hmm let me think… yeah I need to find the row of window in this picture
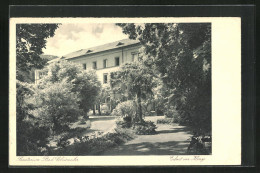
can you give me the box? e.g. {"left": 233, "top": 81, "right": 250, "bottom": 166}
{"left": 82, "top": 52, "right": 140, "bottom": 70}
{"left": 82, "top": 57, "right": 120, "bottom": 70}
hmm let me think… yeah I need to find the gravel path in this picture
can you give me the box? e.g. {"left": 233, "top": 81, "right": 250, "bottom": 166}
{"left": 102, "top": 116, "right": 192, "bottom": 155}
{"left": 80, "top": 116, "right": 117, "bottom": 136}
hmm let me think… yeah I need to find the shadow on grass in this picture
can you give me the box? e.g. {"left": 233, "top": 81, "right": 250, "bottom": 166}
{"left": 100, "top": 140, "right": 192, "bottom": 155}
{"left": 156, "top": 127, "right": 192, "bottom": 135}
{"left": 89, "top": 116, "right": 116, "bottom": 122}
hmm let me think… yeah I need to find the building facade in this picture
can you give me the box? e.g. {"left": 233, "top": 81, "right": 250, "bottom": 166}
{"left": 35, "top": 38, "right": 141, "bottom": 86}
{"left": 35, "top": 38, "right": 158, "bottom": 115}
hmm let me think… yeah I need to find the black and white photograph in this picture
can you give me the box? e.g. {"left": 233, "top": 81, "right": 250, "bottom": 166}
{"left": 9, "top": 17, "right": 241, "bottom": 166}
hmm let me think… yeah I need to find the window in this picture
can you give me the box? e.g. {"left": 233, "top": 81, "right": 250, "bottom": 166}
{"left": 115, "top": 57, "right": 120, "bottom": 66}
{"left": 132, "top": 52, "right": 141, "bottom": 62}
{"left": 132, "top": 52, "right": 138, "bottom": 62}
{"left": 103, "top": 59, "right": 107, "bottom": 68}
{"left": 83, "top": 63, "right": 87, "bottom": 70}
{"left": 103, "top": 73, "right": 108, "bottom": 84}
{"left": 92, "top": 61, "right": 97, "bottom": 69}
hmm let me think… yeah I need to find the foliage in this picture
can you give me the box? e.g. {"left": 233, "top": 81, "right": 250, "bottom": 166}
{"left": 17, "top": 119, "right": 50, "bottom": 156}
{"left": 100, "top": 104, "right": 111, "bottom": 115}
{"left": 133, "top": 121, "right": 157, "bottom": 135}
{"left": 16, "top": 24, "right": 59, "bottom": 155}
{"left": 187, "top": 135, "right": 212, "bottom": 155}
{"left": 156, "top": 118, "right": 174, "bottom": 124}
{"left": 38, "top": 60, "right": 101, "bottom": 113}
{"left": 30, "top": 79, "right": 83, "bottom": 135}
{"left": 111, "top": 100, "right": 136, "bottom": 118}
{"left": 16, "top": 24, "right": 59, "bottom": 82}
{"left": 16, "top": 81, "right": 50, "bottom": 156}
{"left": 79, "top": 119, "right": 87, "bottom": 125}
{"left": 16, "top": 81, "right": 34, "bottom": 121}
{"left": 116, "top": 117, "right": 132, "bottom": 129}
{"left": 110, "top": 62, "right": 155, "bottom": 122}
{"left": 98, "top": 86, "right": 112, "bottom": 103}
{"left": 49, "top": 128, "right": 134, "bottom": 155}
{"left": 117, "top": 23, "right": 211, "bottom": 135}
{"left": 116, "top": 117, "right": 157, "bottom": 135}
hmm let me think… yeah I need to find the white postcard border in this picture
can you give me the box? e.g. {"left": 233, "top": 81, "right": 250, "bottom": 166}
{"left": 9, "top": 17, "right": 241, "bottom": 166}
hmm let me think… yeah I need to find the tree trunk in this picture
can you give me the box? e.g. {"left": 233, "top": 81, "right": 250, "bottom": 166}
{"left": 92, "top": 105, "right": 96, "bottom": 115}
{"left": 98, "top": 104, "right": 101, "bottom": 115}
{"left": 137, "top": 89, "right": 143, "bottom": 122}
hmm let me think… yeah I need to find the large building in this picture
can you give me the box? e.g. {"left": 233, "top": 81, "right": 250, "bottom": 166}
{"left": 35, "top": 38, "right": 141, "bottom": 85}
{"left": 35, "top": 38, "right": 157, "bottom": 115}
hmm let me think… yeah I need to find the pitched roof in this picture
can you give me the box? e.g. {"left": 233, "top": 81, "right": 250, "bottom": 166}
{"left": 62, "top": 38, "right": 140, "bottom": 60}
{"left": 48, "top": 56, "right": 63, "bottom": 63}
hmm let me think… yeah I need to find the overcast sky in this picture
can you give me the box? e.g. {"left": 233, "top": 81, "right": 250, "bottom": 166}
{"left": 43, "top": 23, "right": 129, "bottom": 57}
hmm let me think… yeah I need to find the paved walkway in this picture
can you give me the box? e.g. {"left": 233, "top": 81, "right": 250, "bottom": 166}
{"left": 79, "top": 116, "right": 117, "bottom": 136}
{"left": 102, "top": 117, "right": 192, "bottom": 155}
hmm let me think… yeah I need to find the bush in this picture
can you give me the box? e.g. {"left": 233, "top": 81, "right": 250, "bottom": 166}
{"left": 157, "top": 118, "right": 174, "bottom": 124}
{"left": 30, "top": 80, "right": 83, "bottom": 135}
{"left": 187, "top": 135, "right": 212, "bottom": 155}
{"left": 17, "top": 119, "right": 51, "bottom": 156}
{"left": 79, "top": 119, "right": 86, "bottom": 125}
{"left": 111, "top": 100, "right": 136, "bottom": 118}
{"left": 116, "top": 118, "right": 132, "bottom": 128}
{"left": 115, "top": 107, "right": 157, "bottom": 135}
{"left": 16, "top": 81, "right": 50, "bottom": 156}
{"left": 49, "top": 128, "right": 134, "bottom": 155}
{"left": 101, "top": 104, "right": 110, "bottom": 115}
{"left": 133, "top": 121, "right": 157, "bottom": 135}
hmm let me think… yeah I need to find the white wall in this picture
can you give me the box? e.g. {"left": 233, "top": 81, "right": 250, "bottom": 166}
{"left": 68, "top": 44, "right": 141, "bottom": 85}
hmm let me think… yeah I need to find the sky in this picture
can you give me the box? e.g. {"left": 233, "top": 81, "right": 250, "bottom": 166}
{"left": 43, "top": 23, "right": 129, "bottom": 57}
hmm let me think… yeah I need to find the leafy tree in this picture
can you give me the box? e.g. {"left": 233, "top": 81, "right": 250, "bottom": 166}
{"left": 16, "top": 24, "right": 59, "bottom": 155}
{"left": 16, "top": 24, "right": 59, "bottom": 82}
{"left": 30, "top": 79, "right": 83, "bottom": 135}
{"left": 38, "top": 60, "right": 101, "bottom": 114}
{"left": 117, "top": 23, "right": 211, "bottom": 135}
{"left": 110, "top": 61, "right": 155, "bottom": 122}
{"left": 16, "top": 81, "right": 51, "bottom": 155}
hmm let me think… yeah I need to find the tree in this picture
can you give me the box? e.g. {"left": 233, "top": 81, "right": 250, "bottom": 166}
{"left": 38, "top": 60, "right": 101, "bottom": 114}
{"left": 30, "top": 79, "right": 83, "bottom": 135}
{"left": 16, "top": 24, "right": 59, "bottom": 155}
{"left": 110, "top": 61, "right": 155, "bottom": 122}
{"left": 117, "top": 23, "right": 211, "bottom": 135}
{"left": 16, "top": 24, "right": 59, "bottom": 82}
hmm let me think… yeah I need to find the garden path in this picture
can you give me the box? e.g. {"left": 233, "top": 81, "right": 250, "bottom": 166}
{"left": 102, "top": 116, "right": 193, "bottom": 155}
{"left": 80, "top": 116, "right": 117, "bottom": 136}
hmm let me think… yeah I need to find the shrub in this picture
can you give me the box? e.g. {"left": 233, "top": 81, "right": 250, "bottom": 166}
{"left": 101, "top": 104, "right": 110, "bottom": 115}
{"left": 133, "top": 121, "right": 157, "bottom": 135}
{"left": 187, "top": 135, "right": 212, "bottom": 155}
{"left": 69, "top": 127, "right": 87, "bottom": 135}
{"left": 49, "top": 127, "right": 134, "bottom": 155}
{"left": 157, "top": 118, "right": 174, "bottom": 124}
{"left": 30, "top": 80, "right": 83, "bottom": 135}
{"left": 17, "top": 119, "right": 50, "bottom": 156}
{"left": 116, "top": 118, "right": 132, "bottom": 128}
{"left": 16, "top": 81, "right": 50, "bottom": 156}
{"left": 111, "top": 100, "right": 136, "bottom": 118}
{"left": 79, "top": 119, "right": 86, "bottom": 125}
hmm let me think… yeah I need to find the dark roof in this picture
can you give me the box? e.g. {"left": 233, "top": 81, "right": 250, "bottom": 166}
{"left": 48, "top": 56, "right": 63, "bottom": 63}
{"left": 63, "top": 38, "right": 140, "bottom": 60}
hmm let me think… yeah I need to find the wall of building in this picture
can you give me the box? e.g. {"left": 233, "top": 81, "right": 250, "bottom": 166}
{"left": 35, "top": 44, "right": 141, "bottom": 85}
{"left": 68, "top": 44, "right": 141, "bottom": 85}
